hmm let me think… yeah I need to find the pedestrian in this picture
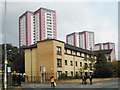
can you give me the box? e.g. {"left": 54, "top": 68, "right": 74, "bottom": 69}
{"left": 82, "top": 75, "right": 85, "bottom": 84}
{"left": 50, "top": 76, "right": 55, "bottom": 88}
{"left": 12, "top": 73, "right": 16, "bottom": 86}
{"left": 84, "top": 75, "right": 87, "bottom": 84}
{"left": 89, "top": 75, "right": 93, "bottom": 84}
{"left": 17, "top": 73, "right": 22, "bottom": 86}
{"left": 12, "top": 71, "right": 17, "bottom": 86}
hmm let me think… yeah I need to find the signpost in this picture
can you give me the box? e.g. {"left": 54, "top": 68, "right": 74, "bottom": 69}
{"left": 7, "top": 67, "right": 11, "bottom": 73}
{"left": 7, "top": 67, "right": 11, "bottom": 86}
{"left": 40, "top": 65, "right": 42, "bottom": 84}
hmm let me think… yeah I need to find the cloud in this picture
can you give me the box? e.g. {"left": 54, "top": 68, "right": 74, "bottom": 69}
{"left": 56, "top": 2, "right": 118, "bottom": 59}
{"left": 0, "top": 2, "right": 118, "bottom": 59}
{"left": 0, "top": 33, "right": 3, "bottom": 43}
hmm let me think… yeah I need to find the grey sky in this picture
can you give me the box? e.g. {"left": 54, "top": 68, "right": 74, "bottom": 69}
{"left": 0, "top": 1, "right": 119, "bottom": 59}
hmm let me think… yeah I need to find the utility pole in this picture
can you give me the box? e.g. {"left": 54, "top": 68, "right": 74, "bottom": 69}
{"left": 3, "top": 0, "right": 7, "bottom": 89}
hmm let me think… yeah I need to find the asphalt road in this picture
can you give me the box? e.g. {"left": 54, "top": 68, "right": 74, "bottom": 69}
{"left": 20, "top": 79, "right": 119, "bottom": 90}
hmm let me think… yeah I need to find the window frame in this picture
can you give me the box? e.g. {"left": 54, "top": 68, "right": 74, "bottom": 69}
{"left": 56, "top": 46, "right": 62, "bottom": 55}
{"left": 65, "top": 60, "right": 67, "bottom": 65}
{"left": 57, "top": 58, "right": 62, "bottom": 67}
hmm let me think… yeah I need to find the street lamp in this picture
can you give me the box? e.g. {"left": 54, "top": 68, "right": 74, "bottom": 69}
{"left": 3, "top": 0, "right": 7, "bottom": 89}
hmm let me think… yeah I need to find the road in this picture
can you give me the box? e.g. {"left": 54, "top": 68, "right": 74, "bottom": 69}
{"left": 20, "top": 79, "right": 119, "bottom": 90}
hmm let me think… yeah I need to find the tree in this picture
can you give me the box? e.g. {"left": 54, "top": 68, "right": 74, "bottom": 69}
{"left": 13, "top": 48, "right": 25, "bottom": 73}
{"left": 117, "top": 61, "right": 120, "bottom": 77}
{"left": 1, "top": 44, "right": 25, "bottom": 73}
{"left": 110, "top": 61, "right": 120, "bottom": 77}
{"left": 94, "top": 51, "right": 113, "bottom": 78}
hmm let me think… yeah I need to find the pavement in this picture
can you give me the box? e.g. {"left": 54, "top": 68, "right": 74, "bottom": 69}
{"left": 21, "top": 79, "right": 119, "bottom": 89}
{"left": 1, "top": 79, "right": 119, "bottom": 90}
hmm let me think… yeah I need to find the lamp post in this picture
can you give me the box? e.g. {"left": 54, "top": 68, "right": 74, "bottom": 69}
{"left": 3, "top": 0, "right": 7, "bottom": 89}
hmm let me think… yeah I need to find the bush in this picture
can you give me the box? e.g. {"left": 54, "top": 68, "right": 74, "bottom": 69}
{"left": 58, "top": 73, "right": 67, "bottom": 80}
{"left": 74, "top": 73, "right": 80, "bottom": 79}
{"left": 67, "top": 76, "right": 74, "bottom": 79}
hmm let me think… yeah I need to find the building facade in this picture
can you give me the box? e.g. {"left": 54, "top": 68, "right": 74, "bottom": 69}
{"left": 94, "top": 42, "right": 116, "bottom": 61}
{"left": 66, "top": 31, "right": 95, "bottom": 50}
{"left": 94, "top": 43, "right": 103, "bottom": 51}
{"left": 94, "top": 49, "right": 116, "bottom": 62}
{"left": 94, "top": 42, "right": 115, "bottom": 51}
{"left": 19, "top": 8, "right": 57, "bottom": 46}
{"left": 24, "top": 39, "right": 96, "bottom": 82}
{"left": 66, "top": 32, "right": 79, "bottom": 47}
{"left": 103, "top": 42, "right": 115, "bottom": 50}
{"left": 19, "top": 11, "right": 34, "bottom": 46}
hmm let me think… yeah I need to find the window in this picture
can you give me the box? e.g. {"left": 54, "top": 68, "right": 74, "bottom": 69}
{"left": 89, "top": 55, "right": 91, "bottom": 58}
{"left": 65, "top": 71, "right": 68, "bottom": 76}
{"left": 71, "top": 71, "right": 73, "bottom": 76}
{"left": 70, "top": 61, "right": 73, "bottom": 66}
{"left": 80, "top": 62, "right": 82, "bottom": 67}
{"left": 65, "top": 60, "right": 67, "bottom": 65}
{"left": 70, "top": 50, "right": 72, "bottom": 54}
{"left": 84, "top": 54, "right": 87, "bottom": 61}
{"left": 75, "top": 61, "right": 77, "bottom": 66}
{"left": 47, "top": 25, "right": 52, "bottom": 27}
{"left": 89, "top": 63, "right": 92, "bottom": 70}
{"left": 47, "top": 34, "right": 52, "bottom": 36}
{"left": 56, "top": 46, "right": 62, "bottom": 55}
{"left": 47, "top": 19, "right": 51, "bottom": 21}
{"left": 57, "top": 59, "right": 62, "bottom": 67}
{"left": 84, "top": 63, "right": 88, "bottom": 70}
{"left": 47, "top": 16, "right": 51, "bottom": 19}
{"left": 75, "top": 51, "right": 77, "bottom": 55}
{"left": 76, "top": 72, "right": 78, "bottom": 75}
{"left": 47, "top": 28, "right": 51, "bottom": 30}
{"left": 57, "top": 71, "right": 62, "bottom": 77}
{"left": 47, "top": 31, "right": 52, "bottom": 33}
{"left": 47, "top": 13, "right": 51, "bottom": 16}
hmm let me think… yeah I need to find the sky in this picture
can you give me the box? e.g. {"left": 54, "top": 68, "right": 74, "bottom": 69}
{"left": 0, "top": 0, "right": 119, "bottom": 59}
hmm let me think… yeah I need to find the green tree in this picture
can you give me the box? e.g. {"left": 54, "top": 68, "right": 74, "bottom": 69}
{"left": 117, "top": 61, "right": 120, "bottom": 77}
{"left": 94, "top": 51, "right": 113, "bottom": 78}
{"left": 1, "top": 44, "right": 25, "bottom": 73}
{"left": 110, "top": 61, "right": 120, "bottom": 77}
{"left": 13, "top": 48, "right": 25, "bottom": 73}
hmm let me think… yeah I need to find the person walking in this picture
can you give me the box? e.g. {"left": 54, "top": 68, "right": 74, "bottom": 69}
{"left": 84, "top": 75, "right": 87, "bottom": 84}
{"left": 50, "top": 76, "right": 55, "bottom": 88}
{"left": 89, "top": 75, "right": 93, "bottom": 84}
{"left": 82, "top": 75, "right": 85, "bottom": 84}
{"left": 17, "top": 73, "right": 22, "bottom": 86}
{"left": 12, "top": 71, "right": 17, "bottom": 86}
{"left": 12, "top": 73, "right": 16, "bottom": 86}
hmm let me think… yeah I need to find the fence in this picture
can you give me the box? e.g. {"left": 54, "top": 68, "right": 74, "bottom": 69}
{"left": 25, "top": 73, "right": 57, "bottom": 83}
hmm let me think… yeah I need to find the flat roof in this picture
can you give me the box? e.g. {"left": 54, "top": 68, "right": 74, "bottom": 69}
{"left": 94, "top": 49, "right": 113, "bottom": 54}
{"left": 34, "top": 7, "right": 56, "bottom": 14}
{"left": 19, "top": 11, "right": 33, "bottom": 19}
{"left": 23, "top": 39, "right": 97, "bottom": 56}
{"left": 65, "top": 44, "right": 94, "bottom": 55}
